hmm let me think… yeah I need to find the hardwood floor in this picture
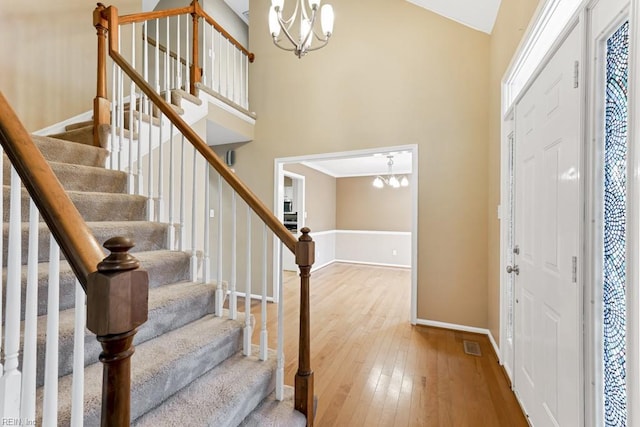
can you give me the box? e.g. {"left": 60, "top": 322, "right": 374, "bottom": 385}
{"left": 243, "top": 262, "right": 527, "bottom": 426}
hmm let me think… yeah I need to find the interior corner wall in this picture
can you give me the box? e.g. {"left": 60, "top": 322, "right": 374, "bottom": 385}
{"left": 336, "top": 175, "right": 411, "bottom": 232}
{"left": 240, "top": 0, "right": 491, "bottom": 328}
{"left": 487, "top": 0, "right": 542, "bottom": 344}
{"left": 0, "top": 0, "right": 142, "bottom": 132}
{"left": 283, "top": 163, "right": 336, "bottom": 232}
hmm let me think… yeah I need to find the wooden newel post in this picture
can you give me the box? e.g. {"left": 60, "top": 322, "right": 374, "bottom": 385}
{"left": 190, "top": 0, "right": 202, "bottom": 96}
{"left": 93, "top": 3, "right": 110, "bottom": 147}
{"left": 295, "top": 227, "right": 315, "bottom": 426}
{"left": 87, "top": 237, "right": 149, "bottom": 427}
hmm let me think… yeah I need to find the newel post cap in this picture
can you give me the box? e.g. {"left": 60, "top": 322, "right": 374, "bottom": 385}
{"left": 87, "top": 237, "right": 149, "bottom": 336}
{"left": 295, "top": 227, "right": 315, "bottom": 267}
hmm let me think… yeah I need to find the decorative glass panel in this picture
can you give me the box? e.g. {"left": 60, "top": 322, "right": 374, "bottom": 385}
{"left": 603, "top": 20, "right": 629, "bottom": 427}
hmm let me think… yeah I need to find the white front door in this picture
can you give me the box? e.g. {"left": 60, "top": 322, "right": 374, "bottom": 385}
{"left": 512, "top": 23, "right": 582, "bottom": 426}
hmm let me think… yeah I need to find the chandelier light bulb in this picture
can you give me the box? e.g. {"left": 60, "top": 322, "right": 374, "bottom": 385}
{"left": 400, "top": 176, "right": 409, "bottom": 187}
{"left": 269, "top": 7, "right": 281, "bottom": 37}
{"left": 373, "top": 177, "right": 384, "bottom": 189}
{"left": 389, "top": 176, "right": 400, "bottom": 188}
{"left": 300, "top": 18, "right": 313, "bottom": 49}
{"left": 321, "top": 4, "right": 334, "bottom": 36}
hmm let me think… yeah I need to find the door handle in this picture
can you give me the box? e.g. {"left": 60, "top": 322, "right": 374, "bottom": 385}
{"left": 506, "top": 265, "right": 520, "bottom": 275}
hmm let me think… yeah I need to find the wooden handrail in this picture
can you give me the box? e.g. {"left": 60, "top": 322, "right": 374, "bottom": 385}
{"left": 102, "top": 6, "right": 295, "bottom": 253}
{"left": 0, "top": 93, "right": 105, "bottom": 290}
{"left": 116, "top": 1, "right": 254, "bottom": 63}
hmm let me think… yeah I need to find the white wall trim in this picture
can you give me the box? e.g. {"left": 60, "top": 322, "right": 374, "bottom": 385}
{"left": 33, "top": 109, "right": 94, "bottom": 136}
{"left": 488, "top": 331, "right": 501, "bottom": 361}
{"left": 334, "top": 229, "right": 412, "bottom": 236}
{"left": 311, "top": 259, "right": 335, "bottom": 272}
{"left": 333, "top": 259, "right": 411, "bottom": 269}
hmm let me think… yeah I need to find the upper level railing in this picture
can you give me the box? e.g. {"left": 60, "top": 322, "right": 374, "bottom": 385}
{"left": 93, "top": 0, "right": 254, "bottom": 147}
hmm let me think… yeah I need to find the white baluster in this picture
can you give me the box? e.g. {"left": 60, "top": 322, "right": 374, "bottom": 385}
{"left": 276, "top": 241, "right": 285, "bottom": 401}
{"left": 177, "top": 17, "right": 182, "bottom": 90}
{"left": 233, "top": 47, "right": 237, "bottom": 104}
{"left": 137, "top": 92, "right": 144, "bottom": 196}
{"left": 168, "top": 124, "right": 176, "bottom": 250}
{"left": 243, "top": 207, "right": 252, "bottom": 357}
{"left": 143, "top": 21, "right": 149, "bottom": 115}
{"left": 186, "top": 15, "right": 190, "bottom": 94}
{"left": 110, "top": 62, "right": 117, "bottom": 170}
{"left": 20, "top": 200, "right": 39, "bottom": 422}
{"left": 70, "top": 280, "right": 86, "bottom": 427}
{"left": 229, "top": 190, "right": 237, "bottom": 320}
{"left": 157, "top": 111, "right": 164, "bottom": 222}
{"left": 215, "top": 173, "right": 223, "bottom": 316}
{"left": 203, "top": 163, "right": 211, "bottom": 285}
{"left": 128, "top": 23, "right": 136, "bottom": 193}
{"left": 42, "top": 238, "right": 61, "bottom": 427}
{"left": 244, "top": 54, "right": 249, "bottom": 109}
{"left": 224, "top": 40, "right": 231, "bottom": 99}
{"left": 0, "top": 167, "right": 23, "bottom": 418}
{"left": 202, "top": 22, "right": 207, "bottom": 86}
{"left": 190, "top": 147, "right": 198, "bottom": 280}
{"left": 118, "top": 29, "right": 125, "bottom": 171}
{"left": 154, "top": 19, "right": 160, "bottom": 93}
{"left": 260, "top": 224, "right": 268, "bottom": 361}
{"left": 217, "top": 32, "right": 222, "bottom": 94}
{"left": 146, "top": 96, "right": 154, "bottom": 220}
{"left": 179, "top": 135, "right": 186, "bottom": 251}
{"left": 210, "top": 25, "right": 215, "bottom": 90}
{"left": 165, "top": 17, "right": 170, "bottom": 98}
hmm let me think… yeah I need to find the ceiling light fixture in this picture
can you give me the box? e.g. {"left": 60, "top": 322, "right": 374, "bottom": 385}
{"left": 268, "top": 0, "right": 334, "bottom": 58}
{"left": 373, "top": 156, "right": 409, "bottom": 189}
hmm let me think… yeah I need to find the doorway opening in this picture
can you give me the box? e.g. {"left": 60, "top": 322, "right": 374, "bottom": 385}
{"left": 273, "top": 144, "right": 418, "bottom": 323}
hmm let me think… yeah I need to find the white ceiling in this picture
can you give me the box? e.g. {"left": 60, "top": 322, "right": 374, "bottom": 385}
{"left": 301, "top": 150, "right": 412, "bottom": 178}
{"left": 406, "top": 0, "right": 502, "bottom": 34}
{"left": 223, "top": 0, "right": 502, "bottom": 34}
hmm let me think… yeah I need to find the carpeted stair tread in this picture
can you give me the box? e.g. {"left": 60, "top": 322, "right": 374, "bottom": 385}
{"left": 170, "top": 88, "right": 203, "bottom": 107}
{"left": 2, "top": 186, "right": 147, "bottom": 222}
{"left": 2, "top": 157, "right": 127, "bottom": 193}
{"left": 31, "top": 281, "right": 222, "bottom": 387}
{"left": 133, "top": 348, "right": 277, "bottom": 427}
{"left": 7, "top": 250, "right": 191, "bottom": 319}
{"left": 31, "top": 134, "right": 107, "bottom": 167}
{"left": 239, "top": 387, "right": 306, "bottom": 427}
{"left": 39, "top": 314, "right": 245, "bottom": 425}
{"left": 2, "top": 221, "right": 169, "bottom": 266}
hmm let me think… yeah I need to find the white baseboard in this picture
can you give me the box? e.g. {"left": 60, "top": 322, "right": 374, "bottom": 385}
{"left": 334, "top": 259, "right": 411, "bottom": 269}
{"left": 415, "top": 319, "right": 503, "bottom": 362}
{"left": 311, "top": 259, "right": 335, "bottom": 272}
{"left": 33, "top": 109, "right": 93, "bottom": 136}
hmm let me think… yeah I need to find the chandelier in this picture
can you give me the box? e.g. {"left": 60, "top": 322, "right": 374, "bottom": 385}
{"left": 373, "top": 156, "right": 409, "bottom": 189}
{"left": 268, "top": 0, "right": 335, "bottom": 58}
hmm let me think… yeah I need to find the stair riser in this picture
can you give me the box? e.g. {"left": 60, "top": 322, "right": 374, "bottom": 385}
{"left": 2, "top": 157, "right": 127, "bottom": 194}
{"left": 31, "top": 284, "right": 216, "bottom": 388}
{"left": 2, "top": 188, "right": 147, "bottom": 222}
{"left": 5, "top": 251, "right": 192, "bottom": 320}
{"left": 2, "top": 222, "right": 169, "bottom": 266}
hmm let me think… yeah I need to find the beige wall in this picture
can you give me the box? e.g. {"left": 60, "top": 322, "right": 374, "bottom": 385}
{"left": 284, "top": 163, "right": 336, "bottom": 232}
{"left": 0, "top": 0, "right": 143, "bottom": 131}
{"left": 487, "top": 0, "right": 541, "bottom": 342}
{"left": 239, "top": 0, "right": 491, "bottom": 327}
{"left": 336, "top": 175, "right": 411, "bottom": 232}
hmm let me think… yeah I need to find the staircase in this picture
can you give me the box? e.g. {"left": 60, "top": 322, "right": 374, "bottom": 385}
{"left": 7, "top": 128, "right": 305, "bottom": 425}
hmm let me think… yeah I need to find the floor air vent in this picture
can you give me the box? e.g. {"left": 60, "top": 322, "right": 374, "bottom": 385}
{"left": 463, "top": 340, "right": 482, "bottom": 356}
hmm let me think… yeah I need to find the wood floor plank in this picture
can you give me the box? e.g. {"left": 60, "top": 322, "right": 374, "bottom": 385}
{"left": 236, "top": 262, "right": 526, "bottom": 426}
